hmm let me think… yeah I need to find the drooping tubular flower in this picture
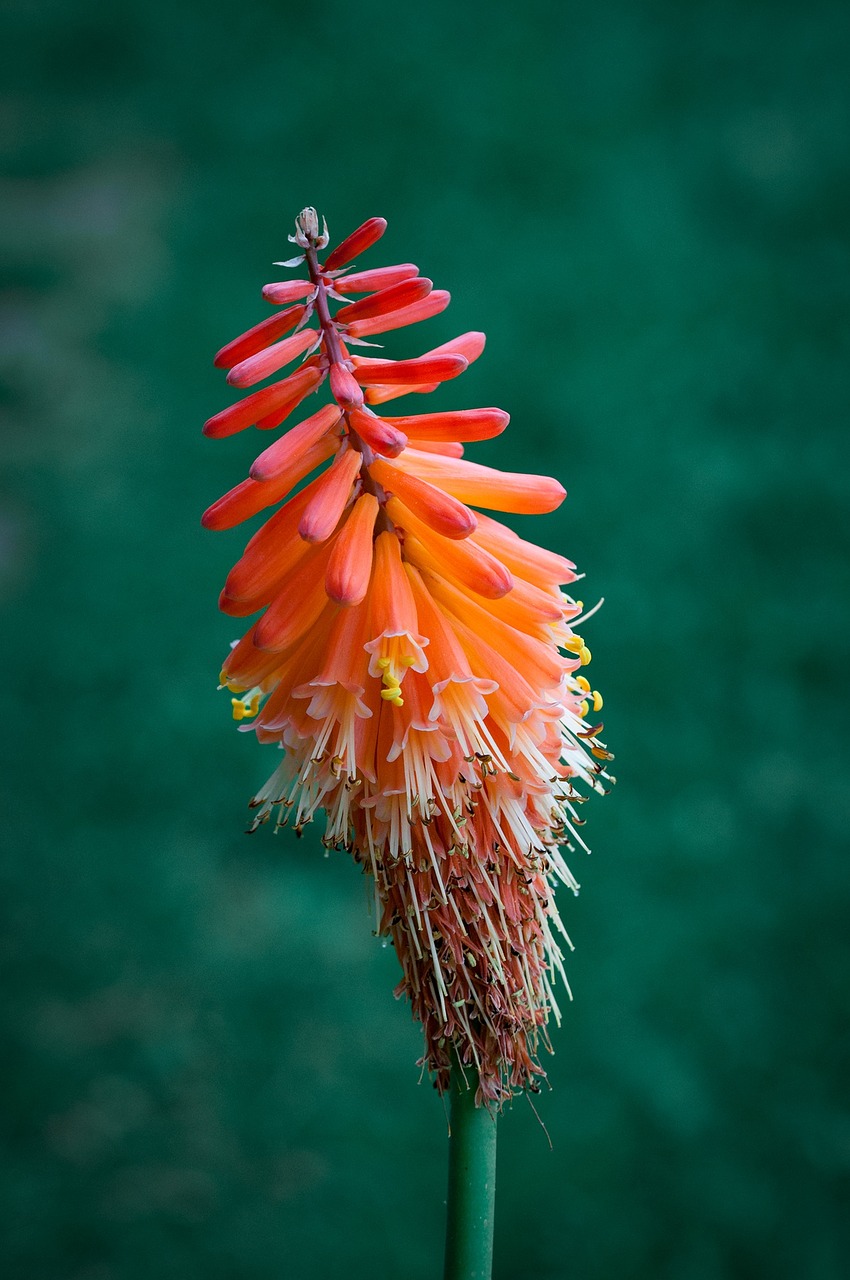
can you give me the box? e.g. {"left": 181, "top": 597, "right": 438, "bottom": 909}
{"left": 204, "top": 208, "right": 613, "bottom": 1105}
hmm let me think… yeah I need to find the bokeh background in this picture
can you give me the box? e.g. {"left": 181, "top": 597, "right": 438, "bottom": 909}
{"left": 2, "top": 0, "right": 849, "bottom": 1276}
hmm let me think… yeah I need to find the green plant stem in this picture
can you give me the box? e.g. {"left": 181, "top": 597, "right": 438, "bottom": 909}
{"left": 443, "top": 1055, "right": 498, "bottom": 1280}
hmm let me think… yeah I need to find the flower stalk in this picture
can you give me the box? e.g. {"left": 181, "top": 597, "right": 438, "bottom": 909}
{"left": 444, "top": 1055, "right": 497, "bottom": 1280}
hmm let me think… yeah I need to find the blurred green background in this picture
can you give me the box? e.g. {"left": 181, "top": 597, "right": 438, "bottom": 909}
{"left": 2, "top": 0, "right": 849, "bottom": 1276}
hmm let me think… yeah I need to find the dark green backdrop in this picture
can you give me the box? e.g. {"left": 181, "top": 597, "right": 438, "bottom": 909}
{"left": 2, "top": 1, "right": 848, "bottom": 1277}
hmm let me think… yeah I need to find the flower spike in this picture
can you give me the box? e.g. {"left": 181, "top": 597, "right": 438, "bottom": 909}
{"left": 204, "top": 208, "right": 612, "bottom": 1106}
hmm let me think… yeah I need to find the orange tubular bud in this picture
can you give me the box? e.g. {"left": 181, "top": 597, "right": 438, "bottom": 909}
{"left": 201, "top": 437, "right": 335, "bottom": 531}
{"left": 261, "top": 280, "right": 316, "bottom": 305}
{"left": 213, "top": 304, "right": 306, "bottom": 369}
{"left": 482, "top": 574, "right": 565, "bottom": 628}
{"left": 228, "top": 470, "right": 329, "bottom": 582}
{"left": 226, "top": 327, "right": 318, "bottom": 388}
{"left": 423, "top": 570, "right": 566, "bottom": 690}
{"left": 353, "top": 354, "right": 467, "bottom": 386}
{"left": 329, "top": 363, "right": 364, "bottom": 409}
{"left": 345, "top": 289, "right": 451, "bottom": 338}
{"left": 225, "top": 515, "right": 312, "bottom": 603}
{"left": 220, "top": 621, "right": 289, "bottom": 692}
{"left": 364, "top": 381, "right": 440, "bottom": 406}
{"left": 253, "top": 541, "right": 337, "bottom": 651}
{"left": 323, "top": 216, "right": 387, "bottom": 271}
{"left": 402, "top": 531, "right": 514, "bottom": 600}
{"left": 419, "top": 331, "right": 487, "bottom": 365}
{"left": 348, "top": 406, "right": 408, "bottom": 458}
{"left": 337, "top": 277, "right": 432, "bottom": 325}
{"left": 334, "top": 264, "right": 418, "bottom": 294}
{"left": 471, "top": 511, "right": 578, "bottom": 584}
{"left": 383, "top": 408, "right": 509, "bottom": 443}
{"left": 406, "top": 439, "right": 465, "bottom": 457}
{"left": 387, "top": 495, "right": 512, "bottom": 599}
{"left": 250, "top": 403, "right": 342, "bottom": 482}
{"left": 325, "top": 493, "right": 379, "bottom": 605}
{"left": 359, "top": 333, "right": 485, "bottom": 406}
{"left": 298, "top": 447, "right": 362, "bottom": 543}
{"left": 395, "top": 449, "right": 567, "bottom": 515}
{"left": 203, "top": 365, "right": 323, "bottom": 439}
{"left": 369, "top": 457, "right": 477, "bottom": 539}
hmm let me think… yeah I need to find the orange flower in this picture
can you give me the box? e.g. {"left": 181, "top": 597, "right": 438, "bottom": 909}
{"left": 205, "top": 208, "right": 613, "bottom": 1105}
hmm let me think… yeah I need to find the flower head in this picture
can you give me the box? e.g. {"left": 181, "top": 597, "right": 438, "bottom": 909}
{"left": 205, "top": 211, "right": 613, "bottom": 1105}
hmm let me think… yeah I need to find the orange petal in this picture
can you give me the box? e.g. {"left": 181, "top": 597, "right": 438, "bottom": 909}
{"left": 334, "top": 264, "right": 418, "bottom": 294}
{"left": 382, "top": 408, "right": 509, "bottom": 443}
{"left": 395, "top": 449, "right": 566, "bottom": 515}
{"left": 201, "top": 437, "right": 335, "bottom": 531}
{"left": 323, "top": 216, "right": 387, "bottom": 271}
{"left": 325, "top": 493, "right": 379, "bottom": 605}
{"left": 353, "top": 354, "right": 467, "bottom": 386}
{"left": 203, "top": 365, "right": 323, "bottom": 439}
{"left": 250, "top": 403, "right": 342, "bottom": 482}
{"left": 345, "top": 290, "right": 450, "bottom": 338}
{"left": 226, "top": 327, "right": 319, "bottom": 388}
{"left": 298, "top": 447, "right": 362, "bottom": 543}
{"left": 348, "top": 406, "right": 407, "bottom": 458}
{"left": 261, "top": 280, "right": 316, "bottom": 305}
{"left": 404, "top": 564, "right": 480, "bottom": 684}
{"left": 368, "top": 531, "right": 420, "bottom": 640}
{"left": 302, "top": 592, "right": 373, "bottom": 689}
{"left": 337, "top": 277, "right": 432, "bottom": 325}
{"left": 213, "top": 304, "right": 307, "bottom": 369}
{"left": 369, "top": 458, "right": 477, "bottom": 539}
{"left": 253, "top": 607, "right": 339, "bottom": 730}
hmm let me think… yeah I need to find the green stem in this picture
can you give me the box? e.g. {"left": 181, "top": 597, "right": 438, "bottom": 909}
{"left": 443, "top": 1055, "right": 498, "bottom": 1280}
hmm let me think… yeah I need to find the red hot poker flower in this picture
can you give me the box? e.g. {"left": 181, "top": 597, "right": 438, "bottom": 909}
{"left": 204, "top": 207, "right": 613, "bottom": 1105}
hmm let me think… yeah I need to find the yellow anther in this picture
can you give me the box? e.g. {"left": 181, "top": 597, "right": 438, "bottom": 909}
{"left": 231, "top": 692, "right": 260, "bottom": 721}
{"left": 575, "top": 600, "right": 584, "bottom": 610}
{"left": 579, "top": 645, "right": 592, "bottom": 666}
{"left": 576, "top": 675, "right": 591, "bottom": 693}
{"left": 578, "top": 699, "right": 589, "bottom": 718}
{"left": 592, "top": 689, "right": 604, "bottom": 711}
{"left": 564, "top": 635, "right": 584, "bottom": 654}
{"left": 377, "top": 652, "right": 413, "bottom": 707}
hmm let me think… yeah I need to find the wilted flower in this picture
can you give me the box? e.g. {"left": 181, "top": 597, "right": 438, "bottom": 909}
{"left": 204, "top": 208, "right": 613, "bottom": 1105}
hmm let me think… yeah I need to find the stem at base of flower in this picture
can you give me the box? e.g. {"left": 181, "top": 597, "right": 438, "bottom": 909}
{"left": 443, "top": 1052, "right": 497, "bottom": 1280}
